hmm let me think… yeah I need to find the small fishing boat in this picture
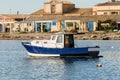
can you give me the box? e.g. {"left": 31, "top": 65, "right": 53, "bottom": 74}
{"left": 22, "top": 32, "right": 100, "bottom": 57}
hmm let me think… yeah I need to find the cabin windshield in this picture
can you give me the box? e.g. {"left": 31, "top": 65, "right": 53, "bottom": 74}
{"left": 51, "top": 35, "right": 56, "bottom": 40}
{"left": 56, "top": 36, "right": 62, "bottom": 43}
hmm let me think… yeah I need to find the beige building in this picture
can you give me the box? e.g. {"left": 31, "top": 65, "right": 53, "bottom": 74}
{"left": 93, "top": 2, "right": 120, "bottom": 15}
{"left": 6, "top": 0, "right": 120, "bottom": 33}
{"left": 44, "top": 0, "right": 75, "bottom": 15}
{"left": 0, "top": 15, "right": 14, "bottom": 32}
{"left": 27, "top": 0, "right": 98, "bottom": 32}
{"left": 2, "top": 14, "right": 30, "bottom": 33}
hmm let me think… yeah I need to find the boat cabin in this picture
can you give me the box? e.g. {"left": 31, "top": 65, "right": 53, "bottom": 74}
{"left": 50, "top": 33, "right": 74, "bottom": 48}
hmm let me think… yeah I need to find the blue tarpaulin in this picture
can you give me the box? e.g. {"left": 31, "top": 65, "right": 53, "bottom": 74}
{"left": 35, "top": 23, "right": 39, "bottom": 32}
{"left": 35, "top": 23, "right": 41, "bottom": 32}
{"left": 88, "top": 22, "right": 93, "bottom": 31}
{"left": 46, "top": 22, "right": 51, "bottom": 31}
{"left": 62, "top": 24, "right": 66, "bottom": 29}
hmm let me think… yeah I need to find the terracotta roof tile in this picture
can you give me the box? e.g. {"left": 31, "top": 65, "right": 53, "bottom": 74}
{"left": 67, "top": 8, "right": 92, "bottom": 16}
{"left": 31, "top": 8, "right": 92, "bottom": 16}
{"left": 31, "top": 9, "right": 44, "bottom": 15}
{"left": 25, "top": 14, "right": 120, "bottom": 22}
{"left": 2, "top": 14, "right": 30, "bottom": 19}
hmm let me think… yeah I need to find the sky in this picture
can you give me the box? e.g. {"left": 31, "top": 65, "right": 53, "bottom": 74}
{"left": 0, "top": 0, "right": 108, "bottom": 14}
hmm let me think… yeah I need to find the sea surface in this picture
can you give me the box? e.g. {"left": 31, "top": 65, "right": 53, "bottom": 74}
{"left": 0, "top": 40, "right": 120, "bottom": 80}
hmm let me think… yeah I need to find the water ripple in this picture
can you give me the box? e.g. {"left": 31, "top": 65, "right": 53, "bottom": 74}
{"left": 0, "top": 40, "right": 120, "bottom": 80}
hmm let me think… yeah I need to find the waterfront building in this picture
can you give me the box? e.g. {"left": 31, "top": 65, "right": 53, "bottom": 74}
{"left": 0, "top": 15, "right": 14, "bottom": 32}
{"left": 2, "top": 0, "right": 120, "bottom": 33}
{"left": 0, "top": 14, "right": 29, "bottom": 33}
{"left": 93, "top": 1, "right": 120, "bottom": 15}
{"left": 93, "top": 0, "right": 120, "bottom": 30}
{"left": 25, "top": 0, "right": 98, "bottom": 32}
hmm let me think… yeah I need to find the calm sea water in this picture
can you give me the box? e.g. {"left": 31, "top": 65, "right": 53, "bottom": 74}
{"left": 0, "top": 40, "right": 120, "bottom": 80}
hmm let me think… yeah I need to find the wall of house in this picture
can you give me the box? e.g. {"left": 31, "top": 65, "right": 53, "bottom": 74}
{"left": 55, "top": 3, "right": 63, "bottom": 14}
{"left": 19, "top": 23, "right": 27, "bottom": 32}
{"left": 27, "top": 26, "right": 34, "bottom": 32}
{"left": 44, "top": 1, "right": 75, "bottom": 15}
{"left": 50, "top": 22, "right": 60, "bottom": 32}
{"left": 44, "top": 3, "right": 63, "bottom": 15}
{"left": 44, "top": 3, "right": 51, "bottom": 14}
{"left": 93, "top": 22, "right": 98, "bottom": 31}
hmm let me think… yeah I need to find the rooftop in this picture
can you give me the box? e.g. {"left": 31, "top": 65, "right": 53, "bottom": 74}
{"left": 31, "top": 9, "right": 44, "bottom": 15}
{"left": 95, "top": 2, "right": 120, "bottom": 6}
{"left": 25, "top": 14, "right": 120, "bottom": 22}
{"left": 31, "top": 8, "right": 92, "bottom": 16}
{"left": 44, "top": 0, "right": 74, "bottom": 4}
{"left": 2, "top": 14, "right": 30, "bottom": 19}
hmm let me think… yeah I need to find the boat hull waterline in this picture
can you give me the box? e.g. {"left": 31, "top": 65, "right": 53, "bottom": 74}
{"left": 22, "top": 42, "right": 99, "bottom": 57}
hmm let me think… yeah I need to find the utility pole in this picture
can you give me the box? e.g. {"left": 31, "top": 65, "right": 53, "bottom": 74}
{"left": 9, "top": 9, "right": 11, "bottom": 14}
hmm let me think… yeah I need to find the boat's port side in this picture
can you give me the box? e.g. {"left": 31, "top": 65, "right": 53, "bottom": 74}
{"left": 60, "top": 47, "right": 100, "bottom": 57}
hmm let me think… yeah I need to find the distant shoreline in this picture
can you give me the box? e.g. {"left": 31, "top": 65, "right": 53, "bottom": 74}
{"left": 0, "top": 32, "right": 120, "bottom": 40}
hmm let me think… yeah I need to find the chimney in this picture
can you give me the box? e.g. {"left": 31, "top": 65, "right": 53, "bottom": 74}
{"left": 17, "top": 11, "right": 19, "bottom": 15}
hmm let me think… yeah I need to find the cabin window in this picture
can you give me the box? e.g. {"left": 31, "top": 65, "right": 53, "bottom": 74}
{"left": 52, "top": 35, "right": 56, "bottom": 40}
{"left": 56, "top": 36, "right": 62, "bottom": 43}
{"left": 36, "top": 41, "right": 39, "bottom": 44}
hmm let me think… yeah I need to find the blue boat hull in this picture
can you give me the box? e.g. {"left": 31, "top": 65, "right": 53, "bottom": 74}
{"left": 22, "top": 42, "right": 99, "bottom": 57}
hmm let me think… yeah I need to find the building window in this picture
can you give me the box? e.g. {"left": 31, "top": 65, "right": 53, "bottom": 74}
{"left": 111, "top": 12, "right": 118, "bottom": 15}
{"left": 52, "top": 22, "right": 56, "bottom": 26}
{"left": 104, "top": 12, "right": 108, "bottom": 15}
{"left": 29, "top": 23, "right": 31, "bottom": 26}
{"left": 51, "top": 5, "right": 55, "bottom": 14}
{"left": 27, "top": 23, "right": 32, "bottom": 26}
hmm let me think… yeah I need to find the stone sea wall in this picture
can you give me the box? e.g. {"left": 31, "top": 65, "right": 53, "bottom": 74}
{"left": 0, "top": 32, "right": 120, "bottom": 40}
